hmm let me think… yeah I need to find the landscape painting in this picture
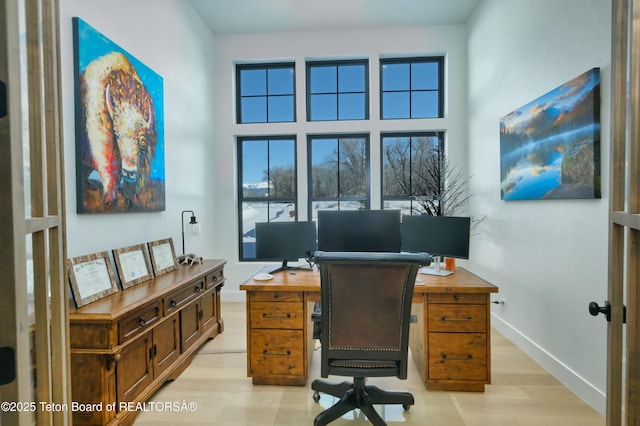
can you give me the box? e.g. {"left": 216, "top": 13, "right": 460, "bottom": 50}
{"left": 499, "top": 68, "right": 600, "bottom": 200}
{"left": 73, "top": 18, "right": 165, "bottom": 213}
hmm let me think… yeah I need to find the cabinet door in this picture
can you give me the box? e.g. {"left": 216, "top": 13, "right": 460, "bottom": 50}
{"left": 201, "top": 290, "right": 218, "bottom": 334}
{"left": 153, "top": 316, "right": 180, "bottom": 377}
{"left": 180, "top": 300, "right": 202, "bottom": 352}
{"left": 116, "top": 330, "right": 153, "bottom": 403}
{"left": 70, "top": 353, "right": 115, "bottom": 425}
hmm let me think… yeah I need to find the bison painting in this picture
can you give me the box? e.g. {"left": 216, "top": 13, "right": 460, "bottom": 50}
{"left": 74, "top": 18, "right": 164, "bottom": 213}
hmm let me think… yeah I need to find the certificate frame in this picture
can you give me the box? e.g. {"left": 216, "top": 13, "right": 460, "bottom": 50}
{"left": 113, "top": 243, "right": 154, "bottom": 289}
{"left": 147, "top": 238, "right": 178, "bottom": 276}
{"left": 68, "top": 251, "right": 119, "bottom": 308}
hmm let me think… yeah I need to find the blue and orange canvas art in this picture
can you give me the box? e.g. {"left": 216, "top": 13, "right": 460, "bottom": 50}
{"left": 73, "top": 17, "right": 165, "bottom": 213}
{"left": 499, "top": 68, "right": 600, "bottom": 200}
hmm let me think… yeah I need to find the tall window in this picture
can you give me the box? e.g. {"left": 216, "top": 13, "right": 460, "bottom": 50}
{"left": 381, "top": 132, "right": 444, "bottom": 215}
{"left": 237, "top": 136, "right": 297, "bottom": 260}
{"left": 307, "top": 60, "right": 368, "bottom": 121}
{"left": 380, "top": 57, "right": 443, "bottom": 119}
{"left": 308, "top": 135, "right": 370, "bottom": 218}
{"left": 236, "top": 63, "right": 295, "bottom": 123}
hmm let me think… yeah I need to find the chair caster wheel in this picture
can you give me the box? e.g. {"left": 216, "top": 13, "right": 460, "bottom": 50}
{"left": 313, "top": 391, "right": 320, "bottom": 402}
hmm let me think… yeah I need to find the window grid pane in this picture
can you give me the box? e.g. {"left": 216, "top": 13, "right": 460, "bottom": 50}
{"left": 237, "top": 63, "right": 295, "bottom": 123}
{"left": 310, "top": 94, "right": 338, "bottom": 121}
{"left": 308, "top": 61, "right": 368, "bottom": 121}
{"left": 381, "top": 57, "right": 442, "bottom": 120}
{"left": 238, "top": 137, "right": 297, "bottom": 261}
{"left": 382, "top": 133, "right": 443, "bottom": 215}
{"left": 309, "top": 135, "right": 370, "bottom": 213}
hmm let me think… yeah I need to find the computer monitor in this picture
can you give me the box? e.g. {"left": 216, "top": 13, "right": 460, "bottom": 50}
{"left": 401, "top": 215, "right": 471, "bottom": 276}
{"left": 255, "top": 221, "right": 317, "bottom": 274}
{"left": 317, "top": 210, "right": 402, "bottom": 252}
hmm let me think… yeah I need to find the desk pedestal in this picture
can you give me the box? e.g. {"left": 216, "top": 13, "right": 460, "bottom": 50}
{"left": 244, "top": 291, "right": 317, "bottom": 385}
{"left": 410, "top": 292, "right": 490, "bottom": 392}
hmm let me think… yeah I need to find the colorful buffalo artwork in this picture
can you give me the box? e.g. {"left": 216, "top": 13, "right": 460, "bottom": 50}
{"left": 73, "top": 18, "right": 165, "bottom": 213}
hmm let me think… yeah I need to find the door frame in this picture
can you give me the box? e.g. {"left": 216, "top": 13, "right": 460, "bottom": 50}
{"left": 608, "top": 0, "right": 639, "bottom": 424}
{"left": 0, "top": 0, "right": 70, "bottom": 424}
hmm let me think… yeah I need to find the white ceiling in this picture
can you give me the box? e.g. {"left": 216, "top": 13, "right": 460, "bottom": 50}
{"left": 188, "top": 0, "right": 482, "bottom": 35}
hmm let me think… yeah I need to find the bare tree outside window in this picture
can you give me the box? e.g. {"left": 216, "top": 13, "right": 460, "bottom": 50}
{"left": 268, "top": 165, "right": 295, "bottom": 198}
{"left": 382, "top": 134, "right": 483, "bottom": 229}
{"left": 309, "top": 136, "right": 369, "bottom": 212}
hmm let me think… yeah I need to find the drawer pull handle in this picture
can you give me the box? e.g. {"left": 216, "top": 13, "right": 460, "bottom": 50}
{"left": 263, "top": 313, "right": 291, "bottom": 319}
{"left": 263, "top": 350, "right": 291, "bottom": 356}
{"left": 442, "top": 354, "right": 473, "bottom": 361}
{"left": 171, "top": 300, "right": 178, "bottom": 308}
{"left": 138, "top": 317, "right": 147, "bottom": 326}
{"left": 195, "top": 286, "right": 203, "bottom": 293}
{"left": 441, "top": 316, "right": 472, "bottom": 321}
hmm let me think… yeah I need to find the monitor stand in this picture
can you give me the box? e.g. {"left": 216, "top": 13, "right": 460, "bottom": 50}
{"left": 267, "top": 259, "right": 313, "bottom": 275}
{"left": 420, "top": 256, "right": 454, "bottom": 276}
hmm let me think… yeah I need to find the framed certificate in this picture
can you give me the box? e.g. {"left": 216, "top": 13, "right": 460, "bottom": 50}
{"left": 68, "top": 251, "right": 119, "bottom": 308}
{"left": 148, "top": 238, "right": 178, "bottom": 276}
{"left": 113, "top": 244, "right": 154, "bottom": 289}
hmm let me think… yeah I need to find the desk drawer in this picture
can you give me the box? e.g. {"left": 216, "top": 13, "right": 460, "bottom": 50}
{"left": 428, "top": 332, "right": 487, "bottom": 381}
{"left": 118, "top": 302, "right": 161, "bottom": 343}
{"left": 250, "top": 329, "right": 304, "bottom": 376}
{"left": 250, "top": 291, "right": 302, "bottom": 303}
{"left": 428, "top": 293, "right": 485, "bottom": 305}
{"left": 427, "top": 304, "right": 486, "bottom": 333}
{"left": 205, "top": 268, "right": 224, "bottom": 289}
{"left": 164, "top": 280, "right": 205, "bottom": 315}
{"left": 250, "top": 302, "right": 304, "bottom": 329}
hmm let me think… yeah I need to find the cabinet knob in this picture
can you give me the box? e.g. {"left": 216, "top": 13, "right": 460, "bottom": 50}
{"left": 107, "top": 352, "right": 121, "bottom": 370}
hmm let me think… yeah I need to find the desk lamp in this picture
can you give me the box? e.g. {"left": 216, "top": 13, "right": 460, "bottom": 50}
{"left": 181, "top": 210, "right": 201, "bottom": 255}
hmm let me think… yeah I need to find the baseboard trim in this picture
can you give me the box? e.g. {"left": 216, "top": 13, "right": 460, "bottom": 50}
{"left": 491, "top": 313, "right": 606, "bottom": 416}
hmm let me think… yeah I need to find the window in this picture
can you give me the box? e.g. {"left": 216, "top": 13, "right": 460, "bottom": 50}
{"left": 307, "top": 60, "right": 368, "bottom": 121}
{"left": 236, "top": 63, "right": 295, "bottom": 123}
{"left": 237, "top": 136, "right": 297, "bottom": 260}
{"left": 380, "top": 57, "right": 443, "bottom": 119}
{"left": 381, "top": 132, "right": 444, "bottom": 215}
{"left": 308, "top": 134, "right": 370, "bottom": 218}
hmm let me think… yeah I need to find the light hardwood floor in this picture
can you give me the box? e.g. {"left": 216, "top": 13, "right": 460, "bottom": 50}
{"left": 135, "top": 302, "right": 604, "bottom": 425}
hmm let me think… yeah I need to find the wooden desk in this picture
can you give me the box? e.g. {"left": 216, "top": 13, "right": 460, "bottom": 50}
{"left": 240, "top": 266, "right": 498, "bottom": 392}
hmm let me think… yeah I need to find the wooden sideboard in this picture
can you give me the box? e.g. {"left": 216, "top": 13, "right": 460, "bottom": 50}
{"left": 240, "top": 266, "right": 497, "bottom": 392}
{"left": 69, "top": 259, "right": 226, "bottom": 425}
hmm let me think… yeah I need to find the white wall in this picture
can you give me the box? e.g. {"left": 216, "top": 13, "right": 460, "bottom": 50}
{"left": 211, "top": 26, "right": 470, "bottom": 300}
{"left": 59, "top": 0, "right": 216, "bottom": 261}
{"left": 467, "top": 0, "right": 611, "bottom": 414}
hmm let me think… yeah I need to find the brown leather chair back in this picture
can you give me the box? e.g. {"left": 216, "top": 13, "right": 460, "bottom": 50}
{"left": 314, "top": 251, "right": 430, "bottom": 380}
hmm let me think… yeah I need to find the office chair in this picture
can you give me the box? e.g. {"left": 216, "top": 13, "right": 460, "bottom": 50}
{"left": 311, "top": 251, "right": 430, "bottom": 426}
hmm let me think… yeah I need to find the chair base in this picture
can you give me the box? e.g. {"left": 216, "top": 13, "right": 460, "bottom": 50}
{"left": 311, "top": 377, "right": 414, "bottom": 426}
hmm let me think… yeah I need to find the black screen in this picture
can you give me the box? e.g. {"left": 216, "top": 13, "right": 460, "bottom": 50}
{"left": 401, "top": 215, "right": 470, "bottom": 259}
{"left": 255, "top": 221, "right": 317, "bottom": 262}
{"left": 317, "top": 210, "right": 401, "bottom": 252}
